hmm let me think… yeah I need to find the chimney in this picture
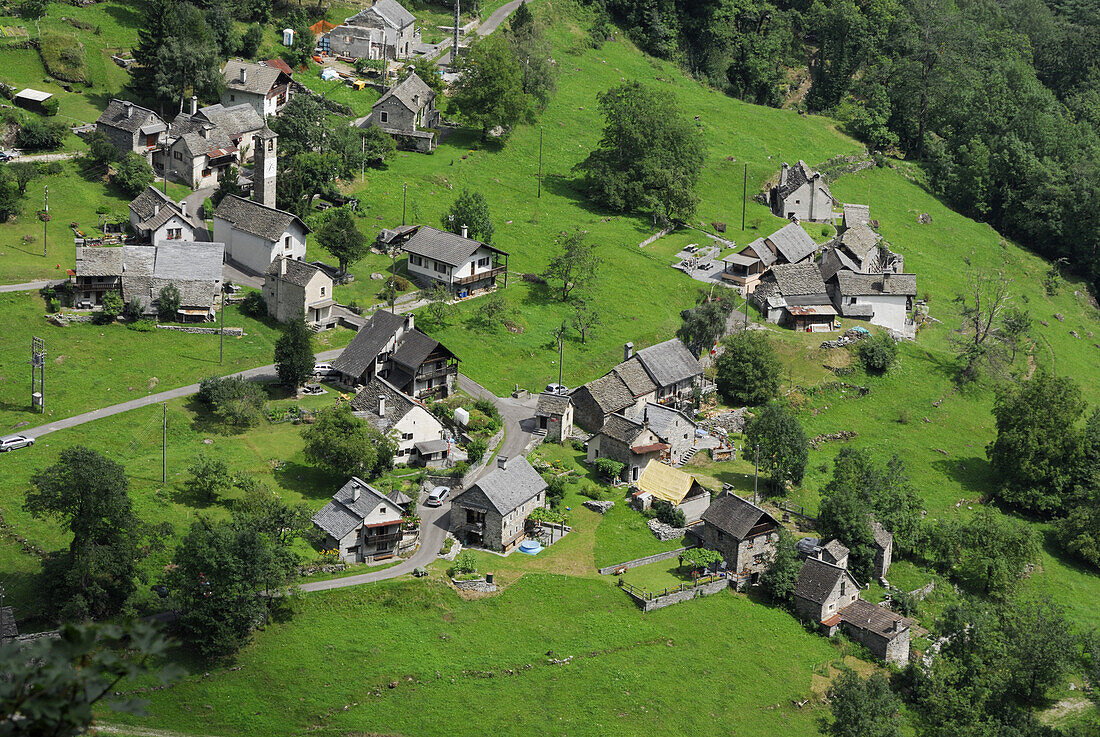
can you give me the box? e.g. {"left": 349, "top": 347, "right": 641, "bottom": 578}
{"left": 378, "top": 393, "right": 386, "bottom": 417}
{"left": 814, "top": 547, "right": 823, "bottom": 560}
{"left": 404, "top": 313, "right": 415, "bottom": 332}
{"left": 497, "top": 456, "right": 509, "bottom": 470}
{"left": 624, "top": 342, "right": 634, "bottom": 361}
{"left": 190, "top": 95, "right": 197, "bottom": 116}
{"left": 882, "top": 272, "right": 892, "bottom": 292}
{"left": 461, "top": 224, "right": 468, "bottom": 239}
{"left": 279, "top": 257, "right": 287, "bottom": 275}
{"left": 780, "top": 161, "right": 788, "bottom": 184}
{"left": 178, "top": 200, "right": 187, "bottom": 216}
{"left": 124, "top": 101, "right": 133, "bottom": 118}
{"left": 352, "top": 484, "right": 361, "bottom": 502}
{"left": 153, "top": 203, "right": 159, "bottom": 217}
{"left": 240, "top": 68, "right": 247, "bottom": 85}
{"left": 893, "top": 619, "right": 904, "bottom": 634}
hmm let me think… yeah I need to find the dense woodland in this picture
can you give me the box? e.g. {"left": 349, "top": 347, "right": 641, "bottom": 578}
{"left": 594, "top": 0, "right": 1100, "bottom": 290}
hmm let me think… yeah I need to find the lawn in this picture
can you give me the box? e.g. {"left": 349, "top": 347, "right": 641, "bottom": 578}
{"left": 104, "top": 574, "right": 844, "bottom": 737}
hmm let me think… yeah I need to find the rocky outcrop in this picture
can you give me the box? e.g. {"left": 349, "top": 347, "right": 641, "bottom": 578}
{"left": 648, "top": 518, "right": 688, "bottom": 542}
{"left": 583, "top": 500, "right": 615, "bottom": 514}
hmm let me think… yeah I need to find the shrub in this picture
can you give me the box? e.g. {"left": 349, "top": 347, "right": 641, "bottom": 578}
{"left": 528, "top": 506, "right": 568, "bottom": 525}
{"left": 592, "top": 457, "right": 625, "bottom": 480}
{"left": 428, "top": 401, "right": 454, "bottom": 422}
{"left": 196, "top": 376, "right": 267, "bottom": 428}
{"left": 385, "top": 275, "right": 412, "bottom": 291}
{"left": 654, "top": 499, "right": 686, "bottom": 527}
{"left": 571, "top": 439, "right": 586, "bottom": 452}
{"left": 450, "top": 550, "right": 477, "bottom": 576}
{"left": 578, "top": 480, "right": 603, "bottom": 500}
{"left": 857, "top": 333, "right": 898, "bottom": 373}
{"left": 450, "top": 461, "right": 470, "bottom": 477}
{"left": 472, "top": 398, "right": 501, "bottom": 425}
{"left": 441, "top": 537, "right": 455, "bottom": 554}
{"left": 113, "top": 152, "right": 154, "bottom": 197}
{"left": 41, "top": 96, "right": 59, "bottom": 116}
{"left": 122, "top": 297, "right": 144, "bottom": 322}
{"left": 545, "top": 476, "right": 565, "bottom": 509}
{"left": 127, "top": 320, "right": 155, "bottom": 332}
{"left": 239, "top": 291, "right": 268, "bottom": 319}
{"left": 100, "top": 290, "right": 123, "bottom": 317}
{"left": 466, "top": 438, "right": 488, "bottom": 464}
{"left": 17, "top": 118, "right": 67, "bottom": 151}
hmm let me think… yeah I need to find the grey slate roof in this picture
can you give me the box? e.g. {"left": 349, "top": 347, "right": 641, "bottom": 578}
{"left": 195, "top": 103, "right": 265, "bottom": 137}
{"left": 391, "top": 328, "right": 447, "bottom": 370}
{"left": 129, "top": 186, "right": 197, "bottom": 232}
{"left": 577, "top": 372, "right": 635, "bottom": 415}
{"left": 769, "top": 262, "right": 828, "bottom": 297}
{"left": 349, "top": 374, "right": 417, "bottom": 431}
{"left": 634, "top": 338, "right": 702, "bottom": 388}
{"left": 401, "top": 226, "right": 506, "bottom": 267}
{"left": 75, "top": 246, "right": 124, "bottom": 277}
{"left": 639, "top": 402, "right": 696, "bottom": 441}
{"left": 536, "top": 392, "right": 571, "bottom": 416}
{"left": 458, "top": 457, "right": 548, "bottom": 516}
{"left": 834, "top": 271, "right": 917, "bottom": 297}
{"left": 871, "top": 519, "right": 893, "bottom": 549}
{"left": 223, "top": 60, "right": 285, "bottom": 94}
{"left": 842, "top": 203, "right": 870, "bottom": 229}
{"left": 155, "top": 242, "right": 224, "bottom": 283}
{"left": 837, "top": 224, "right": 881, "bottom": 261}
{"left": 794, "top": 557, "right": 850, "bottom": 605}
{"left": 600, "top": 414, "right": 645, "bottom": 445}
{"left": 766, "top": 222, "right": 818, "bottom": 264}
{"left": 97, "top": 99, "right": 162, "bottom": 133}
{"left": 822, "top": 539, "right": 849, "bottom": 563}
{"left": 349, "top": 0, "right": 415, "bottom": 28}
{"left": 776, "top": 160, "right": 813, "bottom": 198}
{"left": 375, "top": 72, "right": 433, "bottom": 112}
{"left": 415, "top": 438, "right": 450, "bottom": 455}
{"left": 332, "top": 310, "right": 408, "bottom": 377}
{"left": 839, "top": 598, "right": 909, "bottom": 639}
{"left": 738, "top": 237, "right": 776, "bottom": 267}
{"left": 312, "top": 476, "right": 396, "bottom": 539}
{"left": 266, "top": 257, "right": 327, "bottom": 289}
{"left": 214, "top": 194, "right": 309, "bottom": 243}
{"left": 613, "top": 356, "right": 658, "bottom": 397}
{"left": 819, "top": 247, "right": 860, "bottom": 282}
{"left": 701, "top": 493, "right": 778, "bottom": 540}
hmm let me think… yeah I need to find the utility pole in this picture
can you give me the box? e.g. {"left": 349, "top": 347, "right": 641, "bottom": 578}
{"left": 741, "top": 163, "right": 747, "bottom": 232}
{"left": 31, "top": 337, "right": 45, "bottom": 413}
{"left": 219, "top": 285, "right": 225, "bottom": 364}
{"left": 402, "top": 182, "right": 408, "bottom": 225}
{"left": 753, "top": 444, "right": 759, "bottom": 506}
{"left": 557, "top": 321, "right": 565, "bottom": 389}
{"left": 452, "top": 0, "right": 460, "bottom": 70}
{"left": 42, "top": 185, "right": 48, "bottom": 257}
{"left": 361, "top": 136, "right": 365, "bottom": 183}
{"left": 390, "top": 248, "right": 397, "bottom": 310}
{"left": 537, "top": 126, "right": 543, "bottom": 198}
{"left": 162, "top": 402, "right": 167, "bottom": 484}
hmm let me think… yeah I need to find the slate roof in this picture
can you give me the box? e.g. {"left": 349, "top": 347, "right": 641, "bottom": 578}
{"left": 332, "top": 309, "right": 408, "bottom": 377}
{"left": 156, "top": 242, "right": 224, "bottom": 283}
{"left": 834, "top": 271, "right": 917, "bottom": 297}
{"left": 97, "top": 99, "right": 161, "bottom": 133}
{"left": 837, "top": 224, "right": 881, "bottom": 261}
{"left": 776, "top": 160, "right": 811, "bottom": 198}
{"left": 129, "top": 186, "right": 198, "bottom": 232}
{"left": 214, "top": 195, "right": 309, "bottom": 243}
{"left": 701, "top": 492, "right": 778, "bottom": 540}
{"left": 311, "top": 476, "right": 398, "bottom": 539}
{"left": 195, "top": 103, "right": 265, "bottom": 137}
{"left": 349, "top": 0, "right": 415, "bottom": 28}
{"left": 871, "top": 519, "right": 893, "bottom": 549}
{"left": 639, "top": 402, "right": 695, "bottom": 441}
{"left": 415, "top": 438, "right": 450, "bottom": 455}
{"left": 577, "top": 372, "right": 634, "bottom": 416}
{"left": 75, "top": 246, "right": 124, "bottom": 277}
{"left": 401, "top": 226, "right": 506, "bottom": 267}
{"left": 177, "top": 129, "right": 236, "bottom": 159}
{"left": 536, "top": 392, "right": 571, "bottom": 416}
{"left": 842, "top": 203, "right": 870, "bottom": 229}
{"left": 634, "top": 338, "right": 702, "bottom": 388}
{"left": 613, "top": 356, "right": 657, "bottom": 397}
{"left": 224, "top": 60, "right": 285, "bottom": 94}
{"left": 375, "top": 72, "right": 433, "bottom": 112}
{"left": 839, "top": 598, "right": 909, "bottom": 639}
{"left": 766, "top": 222, "right": 818, "bottom": 264}
{"left": 794, "top": 557, "right": 851, "bottom": 605}
{"left": 266, "top": 257, "right": 328, "bottom": 288}
{"left": 349, "top": 374, "right": 418, "bottom": 431}
{"left": 458, "top": 457, "right": 548, "bottom": 516}
{"left": 818, "top": 247, "right": 860, "bottom": 282}
{"left": 769, "top": 262, "right": 828, "bottom": 297}
{"left": 600, "top": 414, "right": 645, "bottom": 445}
{"left": 739, "top": 237, "right": 776, "bottom": 267}
{"left": 391, "top": 328, "right": 448, "bottom": 370}
{"left": 822, "top": 539, "right": 849, "bottom": 563}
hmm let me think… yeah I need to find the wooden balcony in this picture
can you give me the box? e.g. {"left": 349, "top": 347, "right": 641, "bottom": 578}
{"left": 417, "top": 364, "right": 458, "bottom": 382}
{"left": 453, "top": 266, "right": 506, "bottom": 286}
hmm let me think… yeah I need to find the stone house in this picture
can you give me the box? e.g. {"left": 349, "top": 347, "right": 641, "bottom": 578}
{"left": 401, "top": 226, "right": 509, "bottom": 296}
{"left": 95, "top": 99, "right": 167, "bottom": 163}
{"left": 332, "top": 310, "right": 459, "bottom": 400}
{"left": 793, "top": 557, "right": 860, "bottom": 624}
{"left": 769, "top": 160, "right": 835, "bottom": 222}
{"left": 262, "top": 257, "right": 336, "bottom": 328}
{"left": 362, "top": 72, "right": 440, "bottom": 152}
{"left": 311, "top": 477, "right": 410, "bottom": 563}
{"left": 328, "top": 0, "right": 420, "bottom": 60}
{"left": 222, "top": 59, "right": 292, "bottom": 119}
{"left": 699, "top": 491, "right": 781, "bottom": 588}
{"left": 721, "top": 222, "right": 820, "bottom": 295}
{"left": 128, "top": 186, "right": 198, "bottom": 245}
{"left": 451, "top": 456, "right": 548, "bottom": 552}
{"left": 796, "top": 537, "right": 849, "bottom": 568}
{"left": 161, "top": 100, "right": 265, "bottom": 188}
{"left": 827, "top": 271, "right": 917, "bottom": 337}
{"left": 842, "top": 203, "right": 870, "bottom": 230}
{"left": 212, "top": 194, "right": 310, "bottom": 274}
{"left": 629, "top": 402, "right": 697, "bottom": 464}
{"left": 535, "top": 392, "right": 573, "bottom": 442}
{"left": 350, "top": 375, "right": 448, "bottom": 465}
{"left": 752, "top": 262, "right": 837, "bottom": 332}
{"left": 571, "top": 340, "right": 702, "bottom": 432}
{"left": 73, "top": 246, "right": 123, "bottom": 306}
{"left": 631, "top": 460, "right": 712, "bottom": 524}
{"left": 871, "top": 519, "right": 893, "bottom": 578}
{"left": 587, "top": 414, "right": 666, "bottom": 484}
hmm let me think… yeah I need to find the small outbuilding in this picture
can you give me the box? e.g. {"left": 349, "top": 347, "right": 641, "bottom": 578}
{"left": 14, "top": 88, "right": 53, "bottom": 114}
{"left": 632, "top": 460, "right": 711, "bottom": 525}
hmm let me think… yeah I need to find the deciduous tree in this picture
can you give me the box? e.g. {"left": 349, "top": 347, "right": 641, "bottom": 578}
{"left": 275, "top": 317, "right": 316, "bottom": 390}
{"left": 302, "top": 404, "right": 395, "bottom": 478}
{"left": 760, "top": 526, "right": 800, "bottom": 605}
{"left": 113, "top": 152, "right": 154, "bottom": 197}
{"left": 316, "top": 207, "right": 368, "bottom": 274}
{"left": 825, "top": 671, "right": 902, "bottom": 737}
{"left": 543, "top": 230, "right": 600, "bottom": 301}
{"left": 441, "top": 188, "right": 494, "bottom": 243}
{"left": 743, "top": 402, "right": 808, "bottom": 494}
{"left": 714, "top": 330, "right": 781, "bottom": 405}
{"left": 187, "top": 453, "right": 233, "bottom": 503}
{"left": 451, "top": 34, "right": 531, "bottom": 139}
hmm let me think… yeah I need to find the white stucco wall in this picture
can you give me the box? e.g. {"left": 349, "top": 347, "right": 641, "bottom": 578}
{"left": 392, "top": 405, "right": 444, "bottom": 464}
{"left": 851, "top": 294, "right": 910, "bottom": 333}
{"left": 215, "top": 218, "right": 306, "bottom": 274}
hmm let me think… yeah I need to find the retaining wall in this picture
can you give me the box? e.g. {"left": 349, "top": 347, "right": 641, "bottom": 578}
{"left": 621, "top": 576, "right": 731, "bottom": 612}
{"left": 155, "top": 325, "right": 244, "bottom": 336}
{"left": 598, "top": 545, "right": 694, "bottom": 575}
{"left": 450, "top": 577, "right": 498, "bottom": 593}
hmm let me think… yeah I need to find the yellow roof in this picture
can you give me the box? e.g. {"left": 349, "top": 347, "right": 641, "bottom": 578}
{"left": 636, "top": 460, "right": 697, "bottom": 505}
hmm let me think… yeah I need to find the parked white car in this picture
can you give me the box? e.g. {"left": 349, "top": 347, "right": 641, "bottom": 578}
{"left": 312, "top": 363, "right": 337, "bottom": 377}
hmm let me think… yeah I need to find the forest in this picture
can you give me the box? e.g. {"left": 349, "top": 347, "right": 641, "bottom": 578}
{"left": 594, "top": 0, "right": 1100, "bottom": 290}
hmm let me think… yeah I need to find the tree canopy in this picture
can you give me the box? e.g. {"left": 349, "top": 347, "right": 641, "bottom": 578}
{"left": 715, "top": 330, "right": 781, "bottom": 406}
{"left": 301, "top": 404, "right": 396, "bottom": 479}
{"left": 441, "top": 188, "right": 495, "bottom": 243}
{"left": 275, "top": 317, "right": 316, "bottom": 390}
{"left": 317, "top": 207, "right": 369, "bottom": 275}
{"left": 543, "top": 230, "right": 601, "bottom": 301}
{"left": 743, "top": 402, "right": 808, "bottom": 494}
{"left": 451, "top": 34, "right": 531, "bottom": 139}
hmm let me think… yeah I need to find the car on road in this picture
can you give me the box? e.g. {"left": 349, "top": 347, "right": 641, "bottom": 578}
{"left": 313, "top": 363, "right": 337, "bottom": 377}
{"left": 425, "top": 486, "right": 450, "bottom": 507}
{"left": 544, "top": 383, "right": 569, "bottom": 396}
{"left": 0, "top": 434, "right": 35, "bottom": 452}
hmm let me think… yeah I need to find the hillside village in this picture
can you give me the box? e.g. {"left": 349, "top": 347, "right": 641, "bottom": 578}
{"left": 0, "top": 0, "right": 1098, "bottom": 735}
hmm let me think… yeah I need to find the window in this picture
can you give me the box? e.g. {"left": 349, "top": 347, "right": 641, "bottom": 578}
{"left": 434, "top": 261, "right": 446, "bottom": 273}
{"left": 173, "top": 150, "right": 183, "bottom": 160}
{"left": 477, "top": 256, "right": 490, "bottom": 268}
{"left": 380, "top": 506, "right": 387, "bottom": 514}
{"left": 320, "top": 286, "right": 326, "bottom": 296}
{"left": 849, "top": 297, "right": 857, "bottom": 305}
{"left": 401, "top": 432, "right": 413, "bottom": 440}
{"left": 230, "top": 94, "right": 235, "bottom": 101}
{"left": 202, "top": 168, "right": 211, "bottom": 178}
{"left": 380, "top": 111, "right": 388, "bottom": 123}
{"left": 267, "top": 139, "right": 274, "bottom": 151}
{"left": 346, "top": 546, "right": 357, "bottom": 553}
{"left": 396, "top": 448, "right": 405, "bottom": 457}
{"left": 284, "top": 236, "right": 292, "bottom": 250}
{"left": 840, "top": 581, "right": 846, "bottom": 596}
{"left": 410, "top": 254, "right": 422, "bottom": 266}
{"left": 167, "top": 228, "right": 182, "bottom": 240}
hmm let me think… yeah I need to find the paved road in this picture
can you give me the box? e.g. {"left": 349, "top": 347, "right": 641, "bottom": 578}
{"left": 298, "top": 499, "right": 451, "bottom": 592}
{"left": 457, "top": 374, "right": 536, "bottom": 476}
{"left": 476, "top": 0, "right": 525, "bottom": 36}
{"left": 0, "top": 280, "right": 52, "bottom": 293}
{"left": 21, "top": 348, "right": 345, "bottom": 440}
{"left": 13, "top": 151, "right": 77, "bottom": 163}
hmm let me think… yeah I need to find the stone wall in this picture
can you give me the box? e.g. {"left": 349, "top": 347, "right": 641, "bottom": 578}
{"left": 598, "top": 545, "right": 693, "bottom": 575}
{"left": 450, "top": 577, "right": 498, "bottom": 593}
{"left": 156, "top": 325, "right": 244, "bottom": 336}
{"left": 620, "top": 575, "right": 730, "bottom": 612}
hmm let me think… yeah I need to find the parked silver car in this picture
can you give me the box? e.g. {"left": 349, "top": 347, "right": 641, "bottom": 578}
{"left": 426, "top": 486, "right": 450, "bottom": 507}
{"left": 0, "top": 435, "right": 35, "bottom": 452}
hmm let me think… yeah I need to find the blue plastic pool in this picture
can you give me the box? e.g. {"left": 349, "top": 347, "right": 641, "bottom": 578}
{"left": 519, "top": 540, "right": 543, "bottom": 555}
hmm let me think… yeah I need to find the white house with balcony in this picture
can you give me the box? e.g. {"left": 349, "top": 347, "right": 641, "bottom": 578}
{"left": 212, "top": 194, "right": 310, "bottom": 274}
{"left": 400, "top": 225, "right": 508, "bottom": 297}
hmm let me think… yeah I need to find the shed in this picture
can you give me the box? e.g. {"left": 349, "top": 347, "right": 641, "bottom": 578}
{"left": 14, "top": 88, "right": 53, "bottom": 114}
